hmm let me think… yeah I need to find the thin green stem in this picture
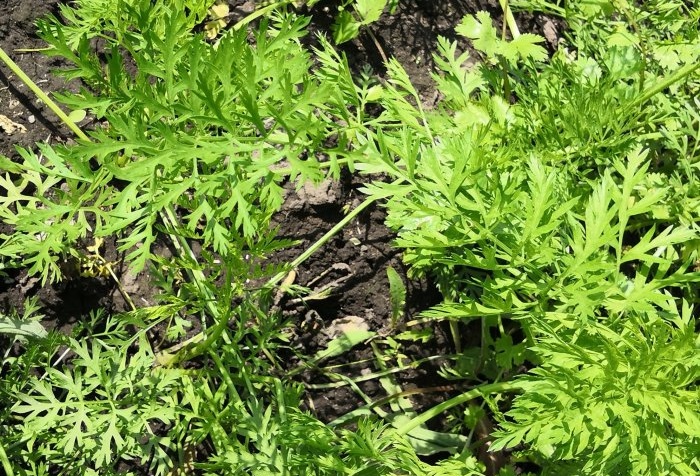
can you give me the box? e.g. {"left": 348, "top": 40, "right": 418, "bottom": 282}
{"left": 450, "top": 320, "right": 462, "bottom": 354}
{"left": 160, "top": 207, "right": 223, "bottom": 323}
{"left": 232, "top": 1, "right": 289, "bottom": 31}
{"left": 631, "top": 60, "right": 700, "bottom": 108}
{"left": 266, "top": 193, "right": 379, "bottom": 287}
{"left": 0, "top": 443, "right": 14, "bottom": 476}
{"left": 155, "top": 207, "right": 237, "bottom": 366}
{"left": 165, "top": 194, "right": 380, "bottom": 365}
{"left": 304, "top": 354, "right": 451, "bottom": 389}
{"left": 0, "top": 47, "right": 89, "bottom": 141}
{"left": 619, "top": 6, "right": 647, "bottom": 93}
{"left": 395, "top": 381, "right": 521, "bottom": 436}
{"left": 499, "top": 0, "right": 520, "bottom": 39}
{"left": 106, "top": 264, "right": 136, "bottom": 311}
{"left": 210, "top": 351, "right": 243, "bottom": 404}
{"left": 497, "top": 0, "right": 518, "bottom": 100}
{"left": 365, "top": 27, "right": 389, "bottom": 65}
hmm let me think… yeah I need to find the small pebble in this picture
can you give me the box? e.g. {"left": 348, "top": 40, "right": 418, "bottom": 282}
{"left": 27, "top": 114, "right": 35, "bottom": 124}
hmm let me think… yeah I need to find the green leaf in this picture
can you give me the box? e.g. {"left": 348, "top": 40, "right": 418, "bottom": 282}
{"left": 355, "top": 0, "right": 387, "bottom": 25}
{"left": 620, "top": 226, "right": 696, "bottom": 264}
{"left": 455, "top": 12, "right": 499, "bottom": 59}
{"left": 395, "top": 328, "right": 432, "bottom": 343}
{"left": 456, "top": 12, "right": 546, "bottom": 64}
{"left": 0, "top": 315, "right": 47, "bottom": 339}
{"left": 67, "top": 108, "right": 87, "bottom": 123}
{"left": 493, "top": 334, "right": 526, "bottom": 370}
{"left": 386, "top": 266, "right": 406, "bottom": 327}
{"left": 332, "top": 10, "right": 361, "bottom": 44}
{"left": 508, "top": 34, "right": 548, "bottom": 62}
{"left": 311, "top": 329, "right": 376, "bottom": 364}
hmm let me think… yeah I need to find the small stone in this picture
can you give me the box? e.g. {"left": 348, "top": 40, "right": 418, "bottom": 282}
{"left": 543, "top": 20, "right": 558, "bottom": 49}
{"left": 323, "top": 315, "right": 370, "bottom": 339}
{"left": 0, "top": 114, "right": 27, "bottom": 134}
{"left": 27, "top": 114, "right": 35, "bottom": 124}
{"left": 297, "top": 179, "right": 338, "bottom": 206}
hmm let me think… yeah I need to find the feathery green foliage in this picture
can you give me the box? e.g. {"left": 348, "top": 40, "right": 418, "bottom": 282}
{"left": 0, "top": 0, "right": 699, "bottom": 474}
{"left": 347, "top": 4, "right": 700, "bottom": 474}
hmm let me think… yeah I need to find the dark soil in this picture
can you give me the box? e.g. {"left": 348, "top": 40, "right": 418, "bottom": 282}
{"left": 269, "top": 174, "right": 454, "bottom": 423}
{"left": 0, "top": 0, "right": 74, "bottom": 156}
{"left": 0, "top": 0, "right": 565, "bottom": 473}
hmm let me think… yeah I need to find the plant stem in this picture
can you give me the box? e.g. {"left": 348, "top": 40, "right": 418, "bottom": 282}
{"left": 266, "top": 193, "right": 379, "bottom": 287}
{"left": 631, "top": 59, "right": 700, "bottom": 108}
{"left": 106, "top": 265, "right": 137, "bottom": 311}
{"left": 232, "top": 1, "right": 289, "bottom": 31}
{"left": 366, "top": 27, "right": 388, "bottom": 65}
{"left": 0, "top": 443, "right": 14, "bottom": 476}
{"left": 499, "top": 0, "right": 520, "bottom": 39}
{"left": 305, "top": 354, "right": 450, "bottom": 389}
{"left": 395, "top": 381, "right": 521, "bottom": 436}
{"left": 154, "top": 207, "right": 236, "bottom": 366}
{"left": 0, "top": 47, "right": 89, "bottom": 141}
{"left": 163, "top": 194, "right": 380, "bottom": 366}
{"left": 160, "top": 207, "right": 222, "bottom": 322}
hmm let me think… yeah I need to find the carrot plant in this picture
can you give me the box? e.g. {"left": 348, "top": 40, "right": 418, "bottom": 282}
{"left": 0, "top": 0, "right": 699, "bottom": 475}
{"left": 344, "top": 4, "right": 700, "bottom": 475}
{"left": 0, "top": 1, "right": 399, "bottom": 474}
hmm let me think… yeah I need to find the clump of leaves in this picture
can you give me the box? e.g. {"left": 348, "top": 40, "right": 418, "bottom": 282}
{"left": 492, "top": 300, "right": 700, "bottom": 475}
{"left": 0, "top": 297, "right": 47, "bottom": 342}
{"left": 0, "top": 0, "right": 462, "bottom": 474}
{"left": 346, "top": 6, "right": 700, "bottom": 475}
{"left": 0, "top": 1, "right": 360, "bottom": 283}
{"left": 2, "top": 0, "right": 699, "bottom": 474}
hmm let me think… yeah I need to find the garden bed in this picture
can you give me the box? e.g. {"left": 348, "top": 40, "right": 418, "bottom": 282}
{"left": 1, "top": 1, "right": 698, "bottom": 475}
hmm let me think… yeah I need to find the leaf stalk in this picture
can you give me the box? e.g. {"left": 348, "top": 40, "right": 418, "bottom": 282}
{"left": 0, "top": 46, "right": 89, "bottom": 141}
{"left": 395, "top": 381, "right": 521, "bottom": 436}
